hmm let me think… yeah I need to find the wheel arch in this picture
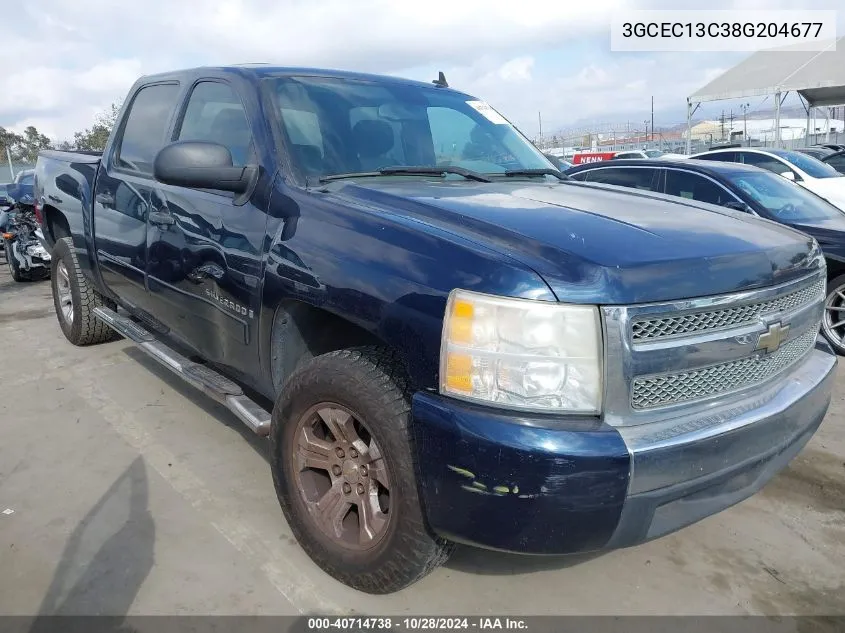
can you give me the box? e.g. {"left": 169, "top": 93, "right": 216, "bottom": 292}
{"left": 42, "top": 204, "right": 71, "bottom": 248}
{"left": 825, "top": 256, "right": 845, "bottom": 281}
{"left": 268, "top": 299, "right": 389, "bottom": 395}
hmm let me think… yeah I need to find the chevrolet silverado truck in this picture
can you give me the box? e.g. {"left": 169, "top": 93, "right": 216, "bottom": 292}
{"left": 34, "top": 65, "right": 836, "bottom": 594}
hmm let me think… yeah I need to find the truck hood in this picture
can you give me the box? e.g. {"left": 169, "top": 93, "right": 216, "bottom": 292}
{"left": 330, "top": 179, "right": 822, "bottom": 304}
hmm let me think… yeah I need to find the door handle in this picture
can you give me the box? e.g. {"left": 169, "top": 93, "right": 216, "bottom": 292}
{"left": 148, "top": 210, "right": 175, "bottom": 227}
{"left": 187, "top": 262, "right": 225, "bottom": 284}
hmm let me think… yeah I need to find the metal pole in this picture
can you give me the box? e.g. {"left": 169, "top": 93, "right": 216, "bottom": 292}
{"left": 774, "top": 91, "right": 782, "bottom": 148}
{"left": 651, "top": 95, "right": 654, "bottom": 143}
{"left": 743, "top": 107, "right": 748, "bottom": 144}
{"left": 6, "top": 146, "right": 14, "bottom": 180}
{"left": 686, "top": 99, "right": 692, "bottom": 155}
{"left": 806, "top": 105, "right": 811, "bottom": 147}
{"left": 826, "top": 107, "right": 832, "bottom": 143}
{"left": 812, "top": 106, "right": 816, "bottom": 145}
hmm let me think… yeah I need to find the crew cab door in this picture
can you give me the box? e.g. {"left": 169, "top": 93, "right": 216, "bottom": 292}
{"left": 93, "top": 82, "right": 182, "bottom": 314}
{"left": 144, "top": 79, "right": 265, "bottom": 375}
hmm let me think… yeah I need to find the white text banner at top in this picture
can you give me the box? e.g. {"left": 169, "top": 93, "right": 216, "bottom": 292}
{"left": 611, "top": 10, "right": 838, "bottom": 52}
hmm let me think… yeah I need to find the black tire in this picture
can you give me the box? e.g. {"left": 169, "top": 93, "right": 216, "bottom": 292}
{"left": 270, "top": 346, "right": 453, "bottom": 594}
{"left": 50, "top": 237, "right": 120, "bottom": 346}
{"left": 5, "top": 239, "right": 26, "bottom": 282}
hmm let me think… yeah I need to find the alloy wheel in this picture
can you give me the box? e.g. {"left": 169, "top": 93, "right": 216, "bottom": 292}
{"left": 56, "top": 261, "right": 74, "bottom": 324}
{"left": 822, "top": 283, "right": 845, "bottom": 351}
{"left": 293, "top": 403, "right": 392, "bottom": 550}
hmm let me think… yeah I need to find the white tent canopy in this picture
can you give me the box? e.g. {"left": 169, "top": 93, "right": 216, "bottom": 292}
{"left": 686, "top": 37, "right": 845, "bottom": 151}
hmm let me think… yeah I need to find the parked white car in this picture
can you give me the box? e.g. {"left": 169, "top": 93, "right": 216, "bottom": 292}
{"left": 691, "top": 147, "right": 845, "bottom": 211}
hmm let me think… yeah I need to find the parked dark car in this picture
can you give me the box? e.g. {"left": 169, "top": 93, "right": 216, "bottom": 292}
{"left": 797, "top": 147, "right": 835, "bottom": 160}
{"left": 822, "top": 150, "right": 845, "bottom": 175}
{"left": 34, "top": 65, "right": 835, "bottom": 594}
{"left": 566, "top": 158, "right": 845, "bottom": 353}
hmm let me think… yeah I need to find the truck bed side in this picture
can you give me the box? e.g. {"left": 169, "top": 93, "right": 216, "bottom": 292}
{"left": 35, "top": 149, "right": 102, "bottom": 282}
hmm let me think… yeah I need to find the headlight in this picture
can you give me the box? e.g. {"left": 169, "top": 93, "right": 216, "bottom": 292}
{"left": 439, "top": 289, "right": 603, "bottom": 414}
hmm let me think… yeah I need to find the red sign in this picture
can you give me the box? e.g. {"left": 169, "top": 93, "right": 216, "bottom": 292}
{"left": 572, "top": 152, "right": 616, "bottom": 165}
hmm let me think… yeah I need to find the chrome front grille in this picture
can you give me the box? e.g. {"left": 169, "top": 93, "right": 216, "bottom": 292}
{"left": 631, "top": 277, "right": 825, "bottom": 342}
{"left": 600, "top": 270, "right": 827, "bottom": 426}
{"left": 631, "top": 323, "right": 819, "bottom": 409}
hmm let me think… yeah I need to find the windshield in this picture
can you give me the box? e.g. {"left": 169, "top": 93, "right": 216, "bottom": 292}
{"left": 727, "top": 170, "right": 844, "bottom": 222}
{"left": 265, "top": 76, "right": 553, "bottom": 180}
{"left": 644, "top": 150, "right": 663, "bottom": 158}
{"left": 776, "top": 150, "right": 843, "bottom": 179}
{"left": 16, "top": 173, "right": 34, "bottom": 186}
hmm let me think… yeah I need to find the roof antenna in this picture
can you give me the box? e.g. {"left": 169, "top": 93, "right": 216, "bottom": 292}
{"left": 432, "top": 71, "right": 449, "bottom": 88}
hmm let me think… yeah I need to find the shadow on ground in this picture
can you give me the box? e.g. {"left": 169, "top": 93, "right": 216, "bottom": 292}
{"left": 445, "top": 546, "right": 603, "bottom": 575}
{"left": 28, "top": 457, "right": 155, "bottom": 631}
{"left": 122, "top": 347, "right": 270, "bottom": 463}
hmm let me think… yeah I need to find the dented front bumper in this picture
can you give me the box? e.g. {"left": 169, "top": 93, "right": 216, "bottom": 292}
{"left": 410, "top": 340, "right": 836, "bottom": 555}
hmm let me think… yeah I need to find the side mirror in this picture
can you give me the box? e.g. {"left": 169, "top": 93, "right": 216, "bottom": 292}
{"left": 779, "top": 171, "right": 796, "bottom": 181}
{"left": 153, "top": 141, "right": 259, "bottom": 202}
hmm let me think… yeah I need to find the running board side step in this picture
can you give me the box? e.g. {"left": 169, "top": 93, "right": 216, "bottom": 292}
{"left": 93, "top": 306, "right": 271, "bottom": 436}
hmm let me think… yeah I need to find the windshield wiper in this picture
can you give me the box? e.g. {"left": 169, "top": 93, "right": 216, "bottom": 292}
{"left": 379, "top": 166, "right": 493, "bottom": 182}
{"left": 320, "top": 166, "right": 492, "bottom": 183}
{"left": 503, "top": 168, "right": 569, "bottom": 181}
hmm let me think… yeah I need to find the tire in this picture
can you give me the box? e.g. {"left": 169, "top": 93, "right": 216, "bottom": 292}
{"left": 270, "top": 346, "right": 453, "bottom": 594}
{"left": 50, "top": 237, "right": 120, "bottom": 346}
{"left": 822, "top": 273, "right": 845, "bottom": 355}
{"left": 5, "top": 239, "right": 26, "bottom": 282}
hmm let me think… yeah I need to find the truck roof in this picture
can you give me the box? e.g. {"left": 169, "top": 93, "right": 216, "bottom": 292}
{"left": 136, "top": 65, "right": 470, "bottom": 95}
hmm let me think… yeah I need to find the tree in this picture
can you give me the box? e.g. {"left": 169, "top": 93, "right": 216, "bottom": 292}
{"left": 0, "top": 125, "right": 54, "bottom": 164}
{"left": 18, "top": 126, "right": 52, "bottom": 163}
{"left": 0, "top": 127, "right": 24, "bottom": 163}
{"left": 73, "top": 101, "right": 122, "bottom": 151}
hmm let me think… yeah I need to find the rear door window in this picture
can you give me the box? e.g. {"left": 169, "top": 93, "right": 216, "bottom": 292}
{"left": 739, "top": 152, "right": 795, "bottom": 177}
{"left": 665, "top": 169, "right": 736, "bottom": 205}
{"left": 696, "top": 151, "right": 738, "bottom": 163}
{"left": 115, "top": 83, "right": 181, "bottom": 175}
{"left": 582, "top": 167, "right": 658, "bottom": 191}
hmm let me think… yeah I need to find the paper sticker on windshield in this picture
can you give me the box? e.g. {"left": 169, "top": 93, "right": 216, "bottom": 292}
{"left": 467, "top": 100, "right": 510, "bottom": 125}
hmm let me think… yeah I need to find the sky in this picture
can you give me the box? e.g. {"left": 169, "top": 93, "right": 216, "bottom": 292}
{"left": 2, "top": 0, "right": 843, "bottom": 144}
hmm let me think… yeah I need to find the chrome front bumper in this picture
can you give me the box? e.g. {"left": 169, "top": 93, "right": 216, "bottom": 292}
{"left": 607, "top": 339, "right": 837, "bottom": 547}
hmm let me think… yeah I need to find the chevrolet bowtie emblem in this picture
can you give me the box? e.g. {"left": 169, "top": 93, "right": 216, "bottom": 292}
{"left": 755, "top": 322, "right": 790, "bottom": 354}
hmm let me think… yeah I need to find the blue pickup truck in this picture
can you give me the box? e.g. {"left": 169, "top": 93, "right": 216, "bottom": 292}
{"left": 34, "top": 65, "right": 836, "bottom": 594}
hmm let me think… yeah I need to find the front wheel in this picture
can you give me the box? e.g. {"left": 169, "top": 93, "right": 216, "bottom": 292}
{"left": 822, "top": 273, "right": 845, "bottom": 355}
{"left": 270, "top": 346, "right": 453, "bottom": 594}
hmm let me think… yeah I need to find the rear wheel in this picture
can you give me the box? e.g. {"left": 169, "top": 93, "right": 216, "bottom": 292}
{"left": 270, "top": 346, "right": 453, "bottom": 594}
{"left": 50, "top": 237, "right": 120, "bottom": 346}
{"left": 5, "top": 239, "right": 26, "bottom": 282}
{"left": 822, "top": 274, "right": 845, "bottom": 355}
